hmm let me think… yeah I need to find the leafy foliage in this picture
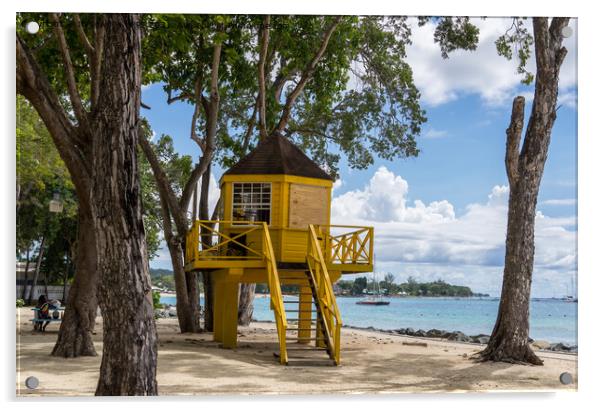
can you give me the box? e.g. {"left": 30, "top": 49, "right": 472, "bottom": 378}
{"left": 17, "top": 96, "right": 73, "bottom": 207}
{"left": 152, "top": 290, "right": 162, "bottom": 310}
{"left": 141, "top": 15, "right": 460, "bottom": 178}
{"left": 495, "top": 18, "right": 535, "bottom": 84}
{"left": 17, "top": 97, "right": 79, "bottom": 285}
{"left": 420, "top": 17, "right": 480, "bottom": 59}
{"left": 137, "top": 121, "right": 190, "bottom": 258}
{"left": 336, "top": 277, "right": 483, "bottom": 297}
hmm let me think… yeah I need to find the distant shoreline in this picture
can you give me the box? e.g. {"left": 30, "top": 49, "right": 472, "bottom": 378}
{"left": 159, "top": 292, "right": 575, "bottom": 302}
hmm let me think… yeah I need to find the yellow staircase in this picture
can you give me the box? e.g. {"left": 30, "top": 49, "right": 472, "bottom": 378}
{"left": 184, "top": 220, "right": 373, "bottom": 366}
{"left": 266, "top": 224, "right": 341, "bottom": 365}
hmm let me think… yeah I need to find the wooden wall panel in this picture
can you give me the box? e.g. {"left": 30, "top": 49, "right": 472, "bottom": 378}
{"left": 288, "top": 184, "right": 329, "bottom": 229}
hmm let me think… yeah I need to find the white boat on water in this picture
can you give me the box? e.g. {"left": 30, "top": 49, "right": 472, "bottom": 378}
{"left": 356, "top": 272, "right": 390, "bottom": 306}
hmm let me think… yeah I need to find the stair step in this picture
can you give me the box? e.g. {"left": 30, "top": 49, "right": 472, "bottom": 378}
{"left": 283, "top": 300, "right": 313, "bottom": 304}
{"left": 285, "top": 359, "right": 337, "bottom": 366}
{"left": 284, "top": 310, "right": 316, "bottom": 313}
{"left": 286, "top": 337, "right": 326, "bottom": 341}
{"left": 285, "top": 327, "right": 318, "bottom": 331}
{"left": 285, "top": 346, "right": 328, "bottom": 351}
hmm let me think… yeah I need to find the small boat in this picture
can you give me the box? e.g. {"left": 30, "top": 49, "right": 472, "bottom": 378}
{"left": 562, "top": 278, "right": 577, "bottom": 302}
{"left": 356, "top": 271, "right": 390, "bottom": 305}
{"left": 356, "top": 297, "right": 390, "bottom": 306}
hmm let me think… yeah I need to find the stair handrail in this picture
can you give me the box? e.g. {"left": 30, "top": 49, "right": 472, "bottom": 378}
{"left": 307, "top": 224, "right": 342, "bottom": 364}
{"left": 261, "top": 222, "right": 288, "bottom": 364}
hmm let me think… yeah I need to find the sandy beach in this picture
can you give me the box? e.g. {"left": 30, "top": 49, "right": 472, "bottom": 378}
{"left": 16, "top": 307, "right": 577, "bottom": 396}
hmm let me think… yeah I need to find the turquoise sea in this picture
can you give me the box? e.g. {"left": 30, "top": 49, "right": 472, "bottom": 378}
{"left": 160, "top": 295, "right": 577, "bottom": 345}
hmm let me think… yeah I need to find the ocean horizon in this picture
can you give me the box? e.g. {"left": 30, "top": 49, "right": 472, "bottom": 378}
{"left": 159, "top": 295, "right": 577, "bottom": 345}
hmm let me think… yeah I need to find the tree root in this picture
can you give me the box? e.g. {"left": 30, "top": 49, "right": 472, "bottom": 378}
{"left": 474, "top": 343, "right": 543, "bottom": 366}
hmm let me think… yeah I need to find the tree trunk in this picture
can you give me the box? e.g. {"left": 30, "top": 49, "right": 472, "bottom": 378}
{"left": 199, "top": 165, "right": 213, "bottom": 331}
{"left": 478, "top": 177, "right": 543, "bottom": 365}
{"left": 202, "top": 271, "right": 213, "bottom": 331}
{"left": 62, "top": 261, "right": 70, "bottom": 303}
{"left": 158, "top": 190, "right": 197, "bottom": 333}
{"left": 27, "top": 235, "right": 46, "bottom": 305}
{"left": 238, "top": 283, "right": 256, "bottom": 326}
{"left": 92, "top": 14, "right": 158, "bottom": 396}
{"left": 43, "top": 270, "right": 49, "bottom": 297}
{"left": 52, "top": 207, "right": 98, "bottom": 357}
{"left": 185, "top": 270, "right": 201, "bottom": 332}
{"left": 478, "top": 17, "right": 569, "bottom": 365}
{"left": 21, "top": 246, "right": 31, "bottom": 300}
{"left": 167, "top": 237, "right": 197, "bottom": 332}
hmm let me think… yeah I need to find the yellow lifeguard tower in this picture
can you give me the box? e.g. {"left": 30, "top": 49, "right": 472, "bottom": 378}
{"left": 184, "top": 134, "right": 374, "bottom": 365}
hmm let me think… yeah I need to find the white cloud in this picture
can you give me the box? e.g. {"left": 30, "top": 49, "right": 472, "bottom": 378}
{"left": 332, "top": 167, "right": 577, "bottom": 297}
{"left": 557, "top": 90, "right": 578, "bottom": 109}
{"left": 331, "top": 166, "right": 455, "bottom": 223}
{"left": 423, "top": 127, "right": 449, "bottom": 139}
{"left": 542, "top": 198, "right": 577, "bottom": 206}
{"left": 185, "top": 172, "right": 220, "bottom": 218}
{"left": 405, "top": 17, "right": 577, "bottom": 107}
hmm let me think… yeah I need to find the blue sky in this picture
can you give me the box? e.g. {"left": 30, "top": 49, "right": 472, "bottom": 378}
{"left": 142, "top": 17, "right": 577, "bottom": 298}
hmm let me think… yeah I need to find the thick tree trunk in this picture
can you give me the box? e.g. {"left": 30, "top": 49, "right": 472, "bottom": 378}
{"left": 52, "top": 207, "right": 98, "bottom": 358}
{"left": 27, "top": 235, "right": 46, "bottom": 304}
{"left": 238, "top": 283, "right": 256, "bottom": 326}
{"left": 18, "top": 14, "right": 158, "bottom": 393}
{"left": 478, "top": 178, "right": 543, "bottom": 365}
{"left": 478, "top": 17, "right": 569, "bottom": 365}
{"left": 92, "top": 14, "right": 158, "bottom": 396}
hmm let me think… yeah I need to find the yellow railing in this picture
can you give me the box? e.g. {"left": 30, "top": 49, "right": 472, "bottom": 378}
{"left": 261, "top": 223, "right": 288, "bottom": 364}
{"left": 186, "top": 220, "right": 287, "bottom": 363}
{"left": 318, "top": 225, "right": 374, "bottom": 266}
{"left": 185, "top": 220, "right": 264, "bottom": 264}
{"left": 307, "top": 224, "right": 342, "bottom": 364}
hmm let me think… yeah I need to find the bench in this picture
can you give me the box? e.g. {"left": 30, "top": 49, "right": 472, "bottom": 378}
{"left": 31, "top": 307, "right": 65, "bottom": 330}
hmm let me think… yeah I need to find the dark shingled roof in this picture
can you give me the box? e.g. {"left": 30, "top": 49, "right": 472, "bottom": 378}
{"left": 224, "top": 134, "right": 333, "bottom": 181}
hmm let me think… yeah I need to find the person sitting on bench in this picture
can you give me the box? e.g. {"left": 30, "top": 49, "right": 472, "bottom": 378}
{"left": 35, "top": 294, "right": 51, "bottom": 332}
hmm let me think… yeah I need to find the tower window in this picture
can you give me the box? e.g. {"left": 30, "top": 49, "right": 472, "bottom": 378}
{"left": 232, "top": 183, "right": 271, "bottom": 224}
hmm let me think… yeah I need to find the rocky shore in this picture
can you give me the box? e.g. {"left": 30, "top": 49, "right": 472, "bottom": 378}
{"left": 156, "top": 306, "right": 577, "bottom": 354}
{"left": 343, "top": 324, "right": 578, "bottom": 353}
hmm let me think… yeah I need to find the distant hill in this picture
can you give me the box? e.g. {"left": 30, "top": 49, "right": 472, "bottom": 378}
{"left": 149, "top": 268, "right": 175, "bottom": 291}
{"left": 150, "top": 268, "right": 173, "bottom": 278}
{"left": 335, "top": 277, "right": 489, "bottom": 297}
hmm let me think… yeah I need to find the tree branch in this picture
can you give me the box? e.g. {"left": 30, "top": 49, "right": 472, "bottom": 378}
{"left": 139, "top": 136, "right": 188, "bottom": 235}
{"left": 167, "top": 91, "right": 194, "bottom": 105}
{"left": 241, "top": 94, "right": 260, "bottom": 155}
{"left": 189, "top": 78, "right": 205, "bottom": 151}
{"left": 73, "top": 14, "right": 95, "bottom": 56}
{"left": 91, "top": 14, "right": 105, "bottom": 109}
{"left": 179, "top": 35, "right": 223, "bottom": 212}
{"left": 257, "top": 15, "right": 270, "bottom": 141}
{"left": 273, "top": 16, "right": 343, "bottom": 134}
{"left": 16, "top": 35, "right": 91, "bottom": 192}
{"left": 505, "top": 96, "right": 525, "bottom": 187}
{"left": 49, "top": 13, "right": 89, "bottom": 129}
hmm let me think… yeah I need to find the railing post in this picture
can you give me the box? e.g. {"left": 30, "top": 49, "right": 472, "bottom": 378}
{"left": 369, "top": 227, "right": 374, "bottom": 266}
{"left": 195, "top": 220, "right": 200, "bottom": 262}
